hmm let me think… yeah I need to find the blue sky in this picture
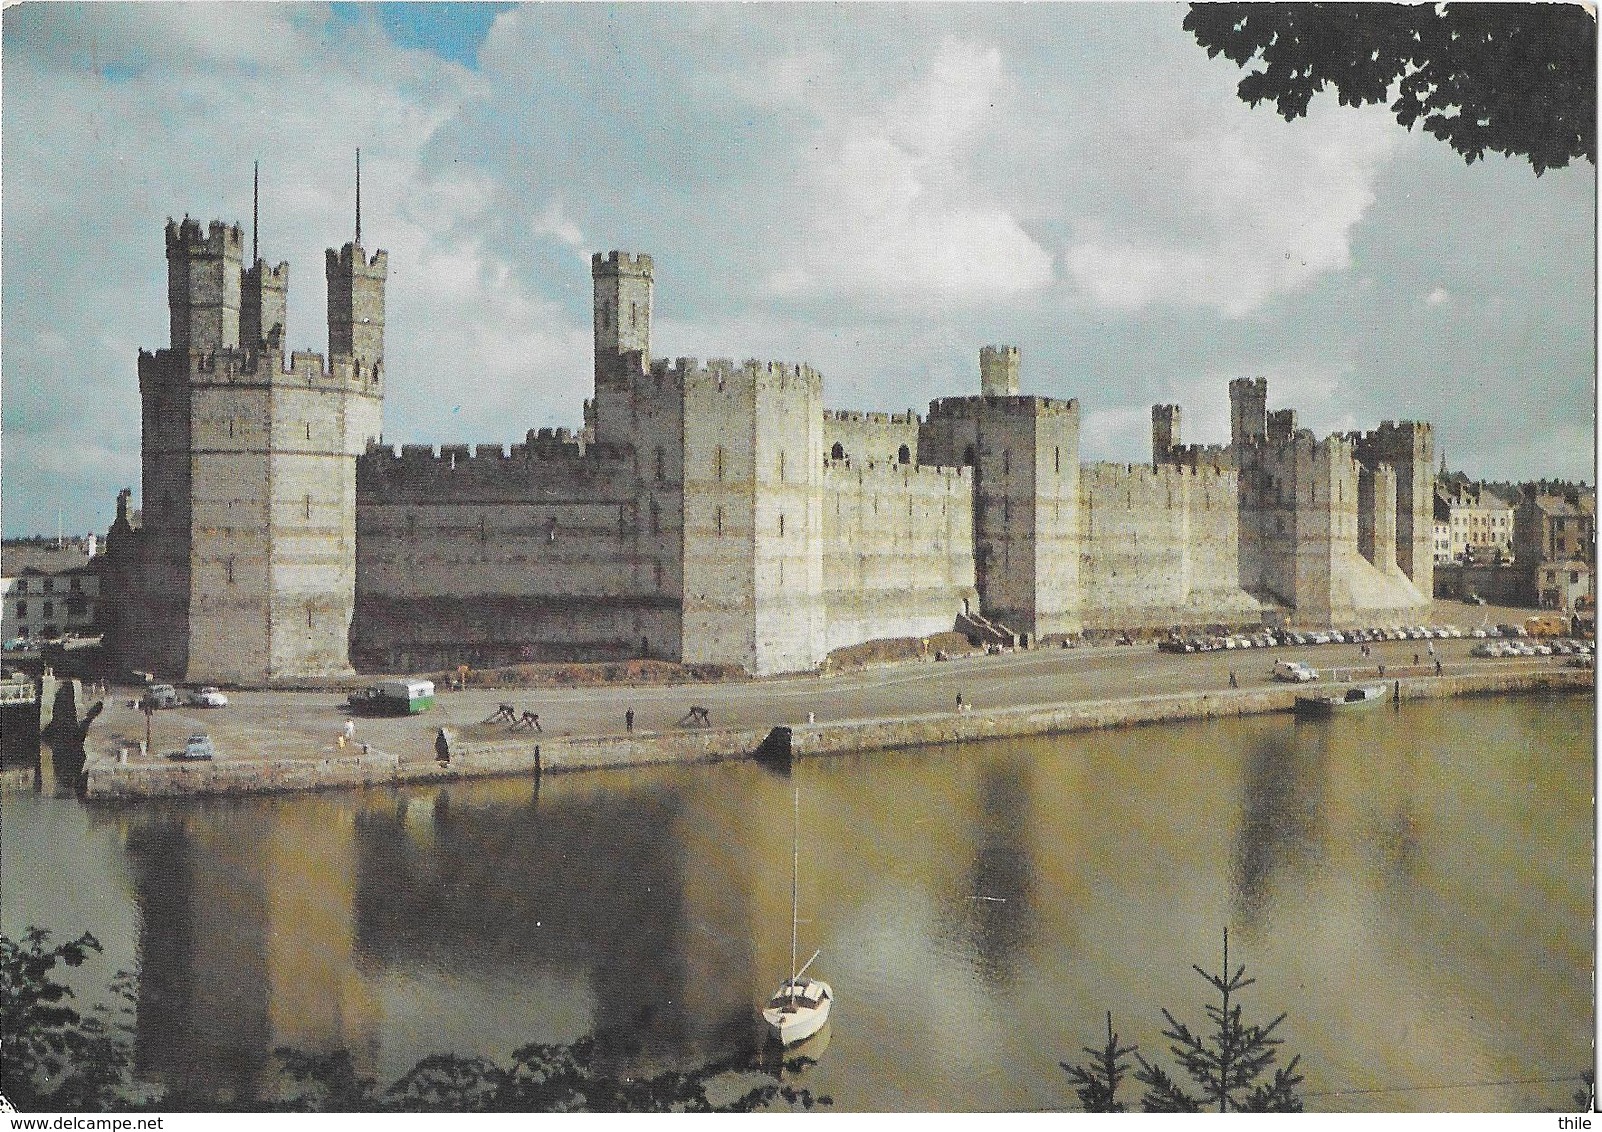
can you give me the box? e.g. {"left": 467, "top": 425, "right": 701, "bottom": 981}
{"left": 2, "top": 2, "right": 1595, "bottom": 536}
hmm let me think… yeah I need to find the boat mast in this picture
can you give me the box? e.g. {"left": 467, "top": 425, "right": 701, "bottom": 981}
{"left": 790, "top": 781, "right": 799, "bottom": 988}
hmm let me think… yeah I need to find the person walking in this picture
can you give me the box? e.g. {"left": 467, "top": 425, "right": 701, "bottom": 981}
{"left": 1228, "top": 670, "right": 1238, "bottom": 689}
{"left": 626, "top": 709, "right": 634, "bottom": 733}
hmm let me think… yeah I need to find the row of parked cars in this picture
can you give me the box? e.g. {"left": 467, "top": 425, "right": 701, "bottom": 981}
{"left": 1471, "top": 638, "right": 1593, "bottom": 658}
{"left": 1159, "top": 624, "right": 1467, "bottom": 654}
{"left": 139, "top": 683, "right": 229, "bottom": 710}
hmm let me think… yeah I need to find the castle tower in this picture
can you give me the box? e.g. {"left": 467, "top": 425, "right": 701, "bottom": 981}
{"left": 1152, "top": 404, "right": 1181, "bottom": 466}
{"left": 325, "top": 243, "right": 387, "bottom": 371}
{"left": 241, "top": 260, "right": 289, "bottom": 357}
{"left": 326, "top": 152, "right": 388, "bottom": 372}
{"left": 593, "top": 251, "right": 654, "bottom": 363}
{"left": 165, "top": 217, "right": 243, "bottom": 354}
{"left": 123, "top": 205, "right": 386, "bottom": 685}
{"left": 1229, "top": 377, "right": 1268, "bottom": 448}
{"left": 589, "top": 252, "right": 656, "bottom": 448}
{"left": 980, "top": 345, "right": 1021, "bottom": 396}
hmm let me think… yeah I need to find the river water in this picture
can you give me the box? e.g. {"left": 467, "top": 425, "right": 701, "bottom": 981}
{"left": 2, "top": 692, "right": 1593, "bottom": 1111}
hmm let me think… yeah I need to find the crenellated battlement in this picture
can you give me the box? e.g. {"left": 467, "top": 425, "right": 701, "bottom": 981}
{"left": 639, "top": 355, "right": 825, "bottom": 396}
{"left": 926, "top": 393, "right": 1078, "bottom": 418}
{"left": 136, "top": 345, "right": 383, "bottom": 393}
{"left": 823, "top": 456, "right": 970, "bottom": 483}
{"left": 1082, "top": 460, "right": 1235, "bottom": 486}
{"left": 591, "top": 250, "right": 654, "bottom": 276}
{"left": 326, "top": 243, "right": 388, "bottom": 275}
{"left": 357, "top": 431, "right": 637, "bottom": 505}
{"left": 823, "top": 409, "right": 920, "bottom": 425}
{"left": 1350, "top": 419, "right": 1434, "bottom": 461}
{"left": 165, "top": 216, "right": 243, "bottom": 256}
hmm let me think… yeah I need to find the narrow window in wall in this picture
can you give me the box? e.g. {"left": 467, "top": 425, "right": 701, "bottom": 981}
{"left": 779, "top": 513, "right": 786, "bottom": 537}
{"left": 1003, "top": 451, "right": 1010, "bottom": 476}
{"left": 226, "top": 557, "right": 235, "bottom": 584}
{"left": 650, "top": 501, "right": 660, "bottom": 535}
{"left": 1003, "top": 498, "right": 1010, "bottom": 523}
{"left": 304, "top": 494, "right": 312, "bottom": 520}
{"left": 715, "top": 446, "right": 726, "bottom": 482}
{"left": 1055, "top": 446, "right": 1060, "bottom": 474}
{"left": 547, "top": 518, "right": 557, "bottom": 543}
{"left": 631, "top": 302, "right": 638, "bottom": 327}
{"left": 654, "top": 562, "right": 664, "bottom": 590}
{"left": 831, "top": 442, "right": 844, "bottom": 461}
{"left": 779, "top": 450, "right": 787, "bottom": 482}
{"left": 964, "top": 445, "right": 975, "bottom": 466}
{"left": 42, "top": 602, "right": 53, "bottom": 620}
{"left": 305, "top": 422, "right": 312, "bottom": 441}
{"left": 655, "top": 447, "right": 666, "bottom": 483}
{"left": 715, "top": 507, "right": 724, "bottom": 537}
{"left": 898, "top": 444, "right": 910, "bottom": 465}
{"left": 229, "top": 418, "right": 236, "bottom": 439}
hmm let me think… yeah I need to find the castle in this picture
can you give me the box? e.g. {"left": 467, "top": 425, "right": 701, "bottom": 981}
{"left": 102, "top": 208, "right": 1433, "bottom": 684}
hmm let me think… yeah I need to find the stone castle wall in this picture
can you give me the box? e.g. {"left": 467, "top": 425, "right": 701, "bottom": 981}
{"left": 114, "top": 214, "right": 1437, "bottom": 684}
{"left": 823, "top": 409, "right": 921, "bottom": 468}
{"left": 821, "top": 459, "right": 977, "bottom": 652}
{"left": 1079, "top": 462, "right": 1261, "bottom": 629}
{"left": 351, "top": 436, "right": 679, "bottom": 671}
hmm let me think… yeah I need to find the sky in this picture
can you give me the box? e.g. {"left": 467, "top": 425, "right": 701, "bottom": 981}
{"left": 2, "top": 2, "right": 1595, "bottom": 537}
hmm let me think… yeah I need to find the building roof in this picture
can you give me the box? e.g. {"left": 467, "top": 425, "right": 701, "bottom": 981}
{"left": 0, "top": 545, "right": 97, "bottom": 577}
{"left": 1530, "top": 495, "right": 1585, "bottom": 518}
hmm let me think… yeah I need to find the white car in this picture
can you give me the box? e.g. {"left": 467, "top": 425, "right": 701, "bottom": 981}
{"left": 185, "top": 686, "right": 229, "bottom": 708}
{"left": 1273, "top": 660, "right": 1319, "bottom": 683}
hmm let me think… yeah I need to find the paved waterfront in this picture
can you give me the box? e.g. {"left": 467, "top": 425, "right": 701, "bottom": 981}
{"left": 91, "top": 603, "right": 1584, "bottom": 771}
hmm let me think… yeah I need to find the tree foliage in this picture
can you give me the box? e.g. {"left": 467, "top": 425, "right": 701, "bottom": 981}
{"left": 1184, "top": 3, "right": 1597, "bottom": 174}
{"left": 1061, "top": 1011, "right": 1138, "bottom": 1112}
{"left": 0, "top": 930, "right": 141, "bottom": 1111}
{"left": 2, "top": 928, "right": 827, "bottom": 1114}
{"left": 1061, "top": 929, "right": 1304, "bottom": 1113}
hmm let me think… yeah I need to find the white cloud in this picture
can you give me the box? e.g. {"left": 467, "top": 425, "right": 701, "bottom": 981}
{"left": 1426, "top": 287, "right": 1451, "bottom": 306}
{"left": 1063, "top": 99, "right": 1402, "bottom": 318}
{"left": 762, "top": 38, "right": 1055, "bottom": 303}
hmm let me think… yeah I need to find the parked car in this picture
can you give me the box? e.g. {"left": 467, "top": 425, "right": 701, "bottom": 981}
{"left": 1273, "top": 660, "right": 1319, "bottom": 683}
{"left": 142, "top": 684, "right": 181, "bottom": 710}
{"left": 185, "top": 686, "right": 229, "bottom": 708}
{"left": 179, "top": 733, "right": 215, "bottom": 761}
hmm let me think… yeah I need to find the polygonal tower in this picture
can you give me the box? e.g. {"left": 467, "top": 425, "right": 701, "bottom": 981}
{"left": 122, "top": 187, "right": 386, "bottom": 685}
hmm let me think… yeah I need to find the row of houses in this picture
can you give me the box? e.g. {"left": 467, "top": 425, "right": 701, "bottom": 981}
{"left": 0, "top": 537, "right": 102, "bottom": 645}
{"left": 1431, "top": 475, "right": 1595, "bottom": 613}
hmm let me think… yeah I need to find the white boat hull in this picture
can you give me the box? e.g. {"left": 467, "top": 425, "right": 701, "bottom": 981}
{"left": 763, "top": 980, "right": 832, "bottom": 1045}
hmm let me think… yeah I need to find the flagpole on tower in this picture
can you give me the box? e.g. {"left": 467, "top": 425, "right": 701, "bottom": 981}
{"left": 355, "top": 148, "right": 362, "bottom": 247}
{"left": 252, "top": 160, "right": 259, "bottom": 264}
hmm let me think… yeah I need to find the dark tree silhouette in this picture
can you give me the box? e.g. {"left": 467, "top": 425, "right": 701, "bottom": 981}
{"left": 1184, "top": 3, "right": 1597, "bottom": 174}
{"left": 2, "top": 927, "right": 828, "bottom": 1114}
{"left": 1061, "top": 1011, "right": 1139, "bottom": 1112}
{"left": 1061, "top": 929, "right": 1304, "bottom": 1113}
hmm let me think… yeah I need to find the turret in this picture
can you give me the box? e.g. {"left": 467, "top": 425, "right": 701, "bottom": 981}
{"left": 326, "top": 148, "right": 386, "bottom": 373}
{"left": 325, "top": 243, "right": 387, "bottom": 371}
{"left": 1152, "top": 404, "right": 1181, "bottom": 465}
{"left": 592, "top": 251, "right": 654, "bottom": 369}
{"left": 241, "top": 259, "right": 288, "bottom": 357}
{"left": 979, "top": 345, "right": 1021, "bottom": 396}
{"left": 165, "top": 217, "right": 243, "bottom": 353}
{"left": 1229, "top": 377, "right": 1268, "bottom": 447}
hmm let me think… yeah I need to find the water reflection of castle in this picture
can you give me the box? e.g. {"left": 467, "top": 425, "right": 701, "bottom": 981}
{"left": 115, "top": 755, "right": 1057, "bottom": 1104}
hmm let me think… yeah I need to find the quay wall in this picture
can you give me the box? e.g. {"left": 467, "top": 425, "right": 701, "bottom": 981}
{"left": 78, "top": 665, "right": 1592, "bottom": 801}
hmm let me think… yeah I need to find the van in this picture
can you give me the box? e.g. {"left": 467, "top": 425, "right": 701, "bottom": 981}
{"left": 1273, "top": 660, "right": 1318, "bottom": 683}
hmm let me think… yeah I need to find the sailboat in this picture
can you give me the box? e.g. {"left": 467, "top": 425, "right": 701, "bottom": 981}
{"left": 762, "top": 782, "right": 832, "bottom": 1045}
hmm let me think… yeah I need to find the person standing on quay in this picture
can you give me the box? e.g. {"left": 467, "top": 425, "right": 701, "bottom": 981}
{"left": 626, "top": 709, "right": 634, "bottom": 733}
